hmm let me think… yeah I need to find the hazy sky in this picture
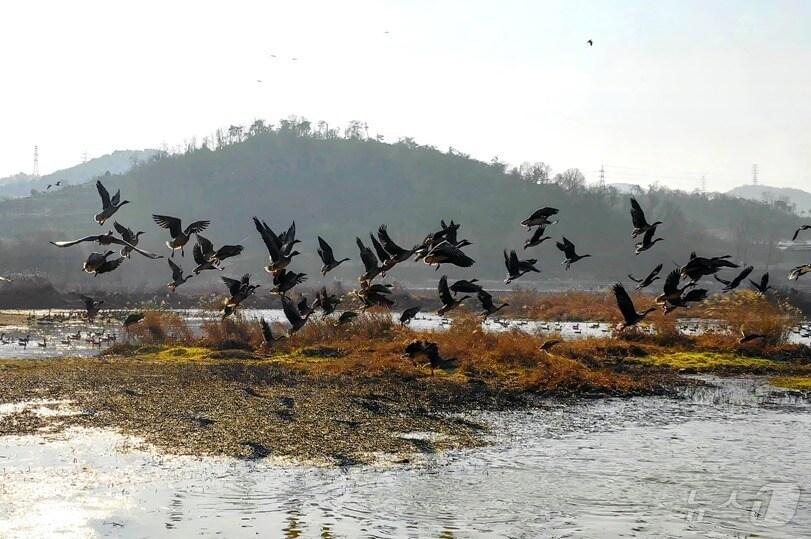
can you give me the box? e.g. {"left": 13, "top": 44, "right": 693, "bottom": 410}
{"left": 2, "top": 0, "right": 810, "bottom": 192}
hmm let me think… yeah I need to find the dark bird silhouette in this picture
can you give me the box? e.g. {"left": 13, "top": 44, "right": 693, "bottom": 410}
{"left": 167, "top": 259, "right": 192, "bottom": 292}
{"left": 656, "top": 269, "right": 698, "bottom": 309}
{"left": 399, "top": 306, "right": 421, "bottom": 326}
{"left": 281, "top": 295, "right": 312, "bottom": 333}
{"left": 222, "top": 274, "right": 259, "bottom": 318}
{"left": 369, "top": 233, "right": 393, "bottom": 276}
{"left": 83, "top": 251, "right": 125, "bottom": 275}
{"left": 50, "top": 231, "right": 162, "bottom": 259}
{"left": 113, "top": 222, "right": 145, "bottom": 258}
{"left": 634, "top": 227, "right": 663, "bottom": 255}
{"left": 539, "top": 339, "right": 561, "bottom": 353}
{"left": 376, "top": 225, "right": 416, "bottom": 273}
{"left": 337, "top": 311, "right": 358, "bottom": 325}
{"left": 317, "top": 236, "right": 350, "bottom": 276}
{"left": 792, "top": 225, "right": 811, "bottom": 241}
{"left": 587, "top": 39, "right": 593, "bottom": 46}
{"left": 477, "top": 290, "right": 508, "bottom": 318}
{"left": 556, "top": 237, "right": 591, "bottom": 270}
{"left": 628, "top": 263, "right": 663, "bottom": 290}
{"left": 738, "top": 327, "right": 767, "bottom": 344}
{"left": 122, "top": 312, "right": 144, "bottom": 329}
{"left": 153, "top": 215, "right": 210, "bottom": 257}
{"left": 94, "top": 180, "right": 130, "bottom": 225}
{"left": 355, "top": 282, "right": 394, "bottom": 309}
{"left": 81, "top": 295, "right": 104, "bottom": 320}
{"left": 789, "top": 264, "right": 811, "bottom": 281}
{"left": 260, "top": 318, "right": 286, "bottom": 345}
{"left": 714, "top": 265, "right": 754, "bottom": 292}
{"left": 612, "top": 283, "right": 656, "bottom": 330}
{"left": 630, "top": 198, "right": 662, "bottom": 238}
{"left": 271, "top": 268, "right": 307, "bottom": 296}
{"left": 438, "top": 275, "right": 469, "bottom": 315}
{"left": 750, "top": 272, "right": 771, "bottom": 295}
{"left": 524, "top": 224, "right": 553, "bottom": 249}
{"left": 521, "top": 207, "right": 559, "bottom": 228}
{"left": 402, "top": 340, "right": 454, "bottom": 375}
{"left": 423, "top": 241, "right": 475, "bottom": 270}
{"left": 450, "top": 278, "right": 482, "bottom": 295}
{"left": 504, "top": 249, "right": 540, "bottom": 284}
{"left": 356, "top": 237, "right": 382, "bottom": 282}
{"left": 680, "top": 253, "right": 739, "bottom": 283}
{"left": 192, "top": 234, "right": 243, "bottom": 274}
{"left": 55, "top": 181, "right": 62, "bottom": 187}
{"left": 253, "top": 217, "right": 300, "bottom": 273}
{"left": 313, "top": 286, "right": 341, "bottom": 316}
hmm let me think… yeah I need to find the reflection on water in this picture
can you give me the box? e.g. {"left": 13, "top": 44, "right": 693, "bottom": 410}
{"left": 0, "top": 377, "right": 810, "bottom": 538}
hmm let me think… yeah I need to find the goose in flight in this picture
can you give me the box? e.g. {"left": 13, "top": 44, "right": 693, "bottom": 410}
{"left": 504, "top": 249, "right": 540, "bottom": 284}
{"left": 376, "top": 225, "right": 416, "bottom": 273}
{"left": 260, "top": 318, "right": 286, "bottom": 345}
{"left": 789, "top": 264, "right": 811, "bottom": 281}
{"left": 477, "top": 290, "right": 508, "bottom": 318}
{"left": 524, "top": 224, "right": 553, "bottom": 249}
{"left": 82, "top": 251, "right": 125, "bottom": 275}
{"left": 792, "top": 225, "right": 811, "bottom": 241}
{"left": 81, "top": 295, "right": 104, "bottom": 320}
{"left": 221, "top": 274, "right": 259, "bottom": 318}
{"left": 634, "top": 227, "right": 663, "bottom": 255}
{"left": 355, "top": 282, "right": 394, "bottom": 309}
{"left": 356, "top": 237, "right": 382, "bottom": 282}
{"left": 630, "top": 198, "right": 662, "bottom": 238}
{"left": 281, "top": 295, "right": 312, "bottom": 333}
{"left": 95, "top": 180, "right": 130, "bottom": 225}
{"left": 750, "top": 272, "right": 771, "bottom": 295}
{"left": 556, "top": 237, "right": 591, "bottom": 270}
{"left": 423, "top": 241, "right": 475, "bottom": 270}
{"left": 628, "top": 263, "right": 663, "bottom": 290}
{"left": 113, "top": 222, "right": 145, "bottom": 258}
{"left": 317, "top": 236, "right": 350, "bottom": 276}
{"left": 167, "top": 259, "right": 193, "bottom": 292}
{"left": 450, "top": 278, "right": 482, "bottom": 295}
{"left": 152, "top": 215, "right": 210, "bottom": 257}
{"left": 521, "top": 207, "right": 559, "bottom": 228}
{"left": 399, "top": 306, "right": 421, "bottom": 326}
{"left": 337, "top": 311, "right": 358, "bottom": 325}
{"left": 714, "top": 265, "right": 754, "bottom": 292}
{"left": 271, "top": 268, "right": 307, "bottom": 296}
{"left": 680, "top": 253, "right": 738, "bottom": 283}
{"left": 50, "top": 231, "right": 162, "bottom": 259}
{"left": 438, "top": 275, "right": 469, "bottom": 315}
{"left": 313, "top": 286, "right": 341, "bottom": 316}
{"left": 192, "top": 234, "right": 243, "bottom": 274}
{"left": 612, "top": 283, "right": 656, "bottom": 330}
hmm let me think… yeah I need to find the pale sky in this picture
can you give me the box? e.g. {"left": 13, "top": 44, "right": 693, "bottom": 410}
{"left": 1, "top": 0, "right": 810, "bottom": 192}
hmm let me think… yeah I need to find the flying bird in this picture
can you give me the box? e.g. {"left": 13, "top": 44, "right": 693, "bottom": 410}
{"left": 504, "top": 249, "right": 540, "bottom": 284}
{"left": 356, "top": 237, "right": 382, "bottom": 282}
{"left": 260, "top": 318, "right": 285, "bottom": 345}
{"left": 317, "top": 236, "right": 350, "bottom": 276}
{"left": 630, "top": 198, "right": 662, "bottom": 238}
{"left": 222, "top": 274, "right": 259, "bottom": 318}
{"left": 94, "top": 180, "right": 130, "bottom": 226}
{"left": 714, "top": 265, "right": 754, "bottom": 292}
{"left": 524, "top": 224, "right": 553, "bottom": 249}
{"left": 556, "top": 237, "right": 591, "bottom": 270}
{"left": 167, "top": 259, "right": 192, "bottom": 292}
{"left": 789, "top": 264, "right": 811, "bottom": 281}
{"left": 281, "top": 295, "right": 312, "bottom": 333}
{"left": 634, "top": 227, "right": 664, "bottom": 255}
{"left": 82, "top": 251, "right": 125, "bottom": 276}
{"left": 337, "top": 311, "right": 358, "bottom": 325}
{"left": 152, "top": 215, "right": 210, "bottom": 257}
{"left": 587, "top": 39, "right": 593, "bottom": 46}
{"left": 477, "top": 290, "right": 508, "bottom": 318}
{"left": 750, "top": 272, "right": 771, "bottom": 295}
{"left": 81, "top": 295, "right": 104, "bottom": 320}
{"left": 399, "top": 306, "right": 421, "bottom": 326}
{"left": 450, "top": 278, "right": 482, "bottom": 295}
{"left": 437, "top": 275, "right": 469, "bottom": 315}
{"left": 612, "top": 283, "right": 656, "bottom": 330}
{"left": 628, "top": 263, "right": 663, "bottom": 290}
{"left": 253, "top": 217, "right": 300, "bottom": 273}
{"left": 792, "top": 225, "right": 811, "bottom": 241}
{"left": 521, "top": 207, "right": 559, "bottom": 228}
{"left": 113, "top": 222, "right": 145, "bottom": 258}
{"left": 50, "top": 231, "right": 162, "bottom": 259}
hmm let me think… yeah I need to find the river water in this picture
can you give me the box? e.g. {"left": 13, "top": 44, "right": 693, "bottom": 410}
{"left": 0, "top": 377, "right": 809, "bottom": 538}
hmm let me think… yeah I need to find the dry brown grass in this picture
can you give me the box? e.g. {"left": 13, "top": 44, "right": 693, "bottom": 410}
{"left": 200, "top": 315, "right": 262, "bottom": 350}
{"left": 126, "top": 310, "right": 193, "bottom": 344}
{"left": 513, "top": 289, "right": 652, "bottom": 322}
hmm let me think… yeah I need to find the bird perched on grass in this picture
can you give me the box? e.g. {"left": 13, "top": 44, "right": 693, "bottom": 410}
{"left": 399, "top": 306, "right": 420, "bottom": 326}
{"left": 317, "top": 236, "right": 350, "bottom": 276}
{"left": 629, "top": 198, "right": 662, "bottom": 238}
{"left": 612, "top": 283, "right": 656, "bottom": 330}
{"left": 83, "top": 251, "right": 125, "bottom": 275}
{"left": 94, "top": 180, "right": 130, "bottom": 226}
{"left": 714, "top": 265, "right": 754, "bottom": 292}
{"left": 153, "top": 214, "right": 210, "bottom": 257}
{"left": 504, "top": 249, "right": 540, "bottom": 284}
{"left": 556, "top": 237, "right": 591, "bottom": 270}
{"left": 628, "top": 263, "right": 663, "bottom": 290}
{"left": 437, "top": 275, "right": 469, "bottom": 315}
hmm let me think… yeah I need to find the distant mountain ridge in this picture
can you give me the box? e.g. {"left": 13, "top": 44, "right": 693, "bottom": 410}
{"left": 727, "top": 184, "right": 811, "bottom": 215}
{"left": 0, "top": 150, "right": 160, "bottom": 199}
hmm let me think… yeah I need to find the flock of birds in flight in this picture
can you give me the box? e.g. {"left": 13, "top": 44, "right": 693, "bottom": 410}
{"left": 34, "top": 179, "right": 811, "bottom": 355}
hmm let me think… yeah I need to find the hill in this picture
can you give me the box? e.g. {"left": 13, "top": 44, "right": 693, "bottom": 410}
{"left": 727, "top": 184, "right": 811, "bottom": 215}
{"left": 0, "top": 150, "right": 159, "bottom": 199}
{"left": 0, "top": 121, "right": 805, "bottom": 291}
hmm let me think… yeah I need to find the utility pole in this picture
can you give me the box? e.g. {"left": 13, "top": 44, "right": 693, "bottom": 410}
{"left": 599, "top": 164, "right": 605, "bottom": 188}
{"left": 32, "top": 146, "right": 39, "bottom": 177}
{"left": 752, "top": 164, "right": 759, "bottom": 186}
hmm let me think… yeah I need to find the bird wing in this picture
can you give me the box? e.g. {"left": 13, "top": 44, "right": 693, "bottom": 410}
{"left": 627, "top": 274, "right": 642, "bottom": 283}
{"left": 221, "top": 276, "right": 242, "bottom": 296}
{"left": 477, "top": 290, "right": 494, "bottom": 310}
{"left": 612, "top": 283, "right": 638, "bottom": 324}
{"left": 280, "top": 221, "right": 296, "bottom": 245}
{"left": 110, "top": 190, "right": 121, "bottom": 206}
{"left": 281, "top": 296, "right": 303, "bottom": 326}
{"left": 629, "top": 198, "right": 648, "bottom": 229}
{"left": 642, "top": 227, "right": 656, "bottom": 245}
{"left": 253, "top": 217, "right": 282, "bottom": 260}
{"left": 317, "top": 236, "right": 335, "bottom": 264}
{"left": 662, "top": 269, "right": 681, "bottom": 296}
{"left": 260, "top": 318, "right": 274, "bottom": 341}
{"left": 192, "top": 243, "right": 207, "bottom": 265}
{"left": 195, "top": 234, "right": 214, "bottom": 257}
{"left": 369, "top": 233, "right": 390, "bottom": 262}
{"left": 438, "top": 275, "right": 453, "bottom": 305}
{"left": 503, "top": 250, "right": 512, "bottom": 272}
{"left": 377, "top": 225, "right": 406, "bottom": 256}
{"left": 557, "top": 237, "right": 575, "bottom": 258}
{"left": 356, "top": 237, "right": 378, "bottom": 271}
{"left": 96, "top": 180, "right": 111, "bottom": 208}
{"left": 113, "top": 221, "right": 132, "bottom": 241}
{"left": 760, "top": 272, "right": 769, "bottom": 289}
{"left": 529, "top": 207, "right": 558, "bottom": 220}
{"left": 184, "top": 220, "right": 210, "bottom": 236}
{"left": 713, "top": 274, "right": 731, "bottom": 286}
{"left": 509, "top": 250, "right": 520, "bottom": 272}
{"left": 215, "top": 244, "right": 243, "bottom": 260}
{"left": 50, "top": 235, "right": 103, "bottom": 247}
{"left": 168, "top": 259, "right": 183, "bottom": 280}
{"left": 100, "top": 257, "right": 125, "bottom": 273}
{"left": 152, "top": 215, "right": 183, "bottom": 237}
{"left": 126, "top": 243, "right": 163, "bottom": 259}
{"left": 649, "top": 263, "right": 664, "bottom": 278}
{"left": 734, "top": 266, "right": 754, "bottom": 285}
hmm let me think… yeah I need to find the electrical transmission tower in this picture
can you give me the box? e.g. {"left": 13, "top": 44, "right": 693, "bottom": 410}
{"left": 32, "top": 146, "right": 39, "bottom": 177}
{"left": 752, "top": 164, "right": 759, "bottom": 186}
{"left": 599, "top": 164, "right": 605, "bottom": 188}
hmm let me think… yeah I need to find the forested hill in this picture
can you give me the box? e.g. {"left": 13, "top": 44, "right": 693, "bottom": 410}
{"left": 0, "top": 122, "right": 804, "bottom": 291}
